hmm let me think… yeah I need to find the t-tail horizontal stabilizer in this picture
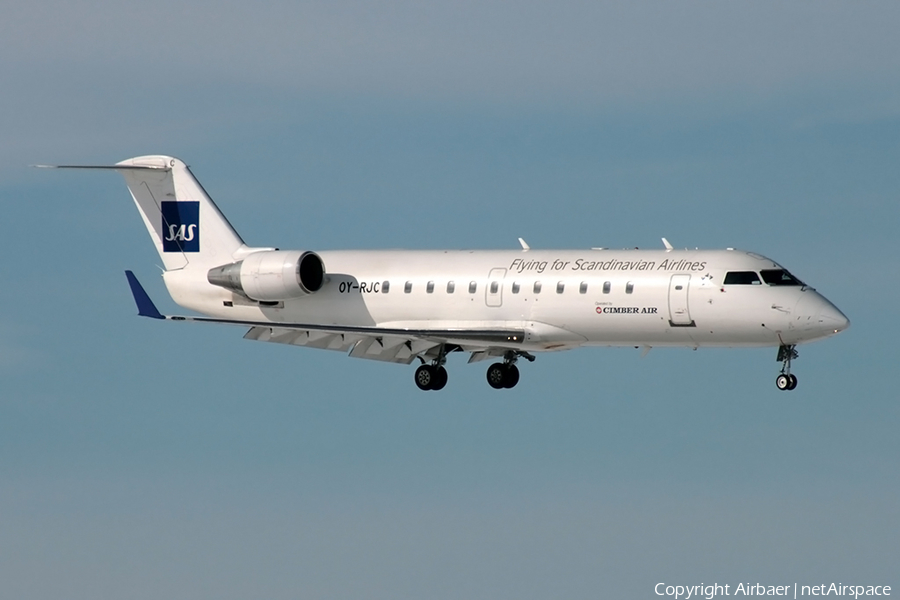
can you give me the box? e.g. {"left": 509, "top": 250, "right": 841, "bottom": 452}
{"left": 125, "top": 271, "right": 165, "bottom": 319}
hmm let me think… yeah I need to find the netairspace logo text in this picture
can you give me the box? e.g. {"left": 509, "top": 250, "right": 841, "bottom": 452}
{"left": 655, "top": 583, "right": 891, "bottom": 600}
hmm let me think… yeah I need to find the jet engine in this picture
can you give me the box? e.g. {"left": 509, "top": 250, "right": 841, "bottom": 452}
{"left": 207, "top": 250, "right": 325, "bottom": 301}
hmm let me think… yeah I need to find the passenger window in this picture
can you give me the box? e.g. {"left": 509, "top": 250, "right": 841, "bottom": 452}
{"left": 427, "top": 281, "right": 435, "bottom": 293}
{"left": 490, "top": 281, "right": 499, "bottom": 294}
{"left": 382, "top": 281, "right": 390, "bottom": 293}
{"left": 534, "top": 281, "right": 542, "bottom": 294}
{"left": 724, "top": 271, "right": 762, "bottom": 285}
{"left": 404, "top": 281, "right": 412, "bottom": 293}
{"left": 512, "top": 282, "right": 520, "bottom": 294}
{"left": 626, "top": 282, "right": 634, "bottom": 294}
{"left": 469, "top": 281, "right": 477, "bottom": 293}
{"left": 556, "top": 282, "right": 565, "bottom": 294}
{"left": 579, "top": 282, "right": 588, "bottom": 294}
{"left": 603, "top": 281, "right": 611, "bottom": 294}
{"left": 447, "top": 281, "right": 455, "bottom": 293}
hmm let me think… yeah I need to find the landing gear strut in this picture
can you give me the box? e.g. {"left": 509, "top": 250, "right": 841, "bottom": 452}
{"left": 775, "top": 344, "right": 799, "bottom": 391}
{"left": 486, "top": 351, "right": 534, "bottom": 390}
{"left": 415, "top": 345, "right": 449, "bottom": 391}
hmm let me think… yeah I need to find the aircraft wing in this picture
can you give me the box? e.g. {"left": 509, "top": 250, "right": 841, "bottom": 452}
{"left": 243, "top": 326, "right": 435, "bottom": 364}
{"left": 126, "top": 271, "right": 524, "bottom": 364}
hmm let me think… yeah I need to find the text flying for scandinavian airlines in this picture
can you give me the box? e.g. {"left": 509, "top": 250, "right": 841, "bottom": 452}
{"left": 510, "top": 257, "right": 708, "bottom": 274}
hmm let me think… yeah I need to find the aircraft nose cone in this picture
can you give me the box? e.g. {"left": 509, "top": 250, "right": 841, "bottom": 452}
{"left": 819, "top": 301, "right": 850, "bottom": 333}
{"left": 792, "top": 292, "right": 849, "bottom": 339}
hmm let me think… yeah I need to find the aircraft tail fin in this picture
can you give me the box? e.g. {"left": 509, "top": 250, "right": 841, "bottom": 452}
{"left": 114, "top": 155, "right": 246, "bottom": 271}
{"left": 42, "top": 155, "right": 248, "bottom": 271}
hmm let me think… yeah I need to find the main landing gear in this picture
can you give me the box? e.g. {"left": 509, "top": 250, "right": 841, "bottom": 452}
{"left": 415, "top": 364, "right": 448, "bottom": 391}
{"left": 486, "top": 351, "right": 534, "bottom": 390}
{"left": 775, "top": 344, "right": 799, "bottom": 391}
{"left": 412, "top": 349, "right": 535, "bottom": 391}
{"left": 486, "top": 363, "right": 518, "bottom": 389}
{"left": 415, "top": 344, "right": 449, "bottom": 391}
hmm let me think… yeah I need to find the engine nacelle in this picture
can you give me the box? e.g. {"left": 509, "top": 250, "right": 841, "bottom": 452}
{"left": 207, "top": 250, "right": 325, "bottom": 301}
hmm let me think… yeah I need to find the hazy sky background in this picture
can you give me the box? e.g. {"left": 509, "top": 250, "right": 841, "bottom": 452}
{"left": 1, "top": 2, "right": 898, "bottom": 598}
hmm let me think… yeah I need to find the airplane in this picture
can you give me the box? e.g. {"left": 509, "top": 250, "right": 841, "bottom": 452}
{"left": 41, "top": 155, "right": 850, "bottom": 391}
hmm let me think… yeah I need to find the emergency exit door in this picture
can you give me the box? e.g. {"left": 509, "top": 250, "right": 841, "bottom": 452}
{"left": 486, "top": 268, "right": 506, "bottom": 307}
{"left": 668, "top": 274, "right": 695, "bottom": 327}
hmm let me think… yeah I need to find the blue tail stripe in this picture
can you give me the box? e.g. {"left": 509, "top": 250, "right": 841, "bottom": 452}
{"left": 125, "top": 271, "right": 165, "bottom": 319}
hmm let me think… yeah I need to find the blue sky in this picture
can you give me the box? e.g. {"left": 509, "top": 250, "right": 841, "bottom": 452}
{"left": 1, "top": 2, "right": 898, "bottom": 598}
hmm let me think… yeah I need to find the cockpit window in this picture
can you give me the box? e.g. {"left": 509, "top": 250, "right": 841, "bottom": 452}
{"left": 724, "top": 271, "right": 762, "bottom": 285}
{"left": 761, "top": 269, "right": 804, "bottom": 286}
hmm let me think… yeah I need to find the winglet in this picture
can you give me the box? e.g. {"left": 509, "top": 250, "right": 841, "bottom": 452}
{"left": 518, "top": 237, "right": 530, "bottom": 250}
{"left": 125, "top": 271, "right": 165, "bottom": 319}
{"left": 661, "top": 237, "right": 673, "bottom": 251}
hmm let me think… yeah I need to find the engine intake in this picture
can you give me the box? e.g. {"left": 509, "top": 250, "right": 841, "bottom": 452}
{"left": 207, "top": 250, "right": 325, "bottom": 301}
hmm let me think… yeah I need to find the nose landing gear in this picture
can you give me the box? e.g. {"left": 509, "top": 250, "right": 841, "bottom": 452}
{"left": 775, "top": 344, "right": 799, "bottom": 391}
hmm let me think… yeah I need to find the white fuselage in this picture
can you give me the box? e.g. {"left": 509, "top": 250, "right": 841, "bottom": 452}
{"left": 163, "top": 247, "right": 848, "bottom": 352}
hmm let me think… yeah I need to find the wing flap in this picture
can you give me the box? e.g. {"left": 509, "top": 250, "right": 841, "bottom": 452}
{"left": 349, "top": 336, "right": 420, "bottom": 364}
{"left": 245, "top": 327, "right": 433, "bottom": 364}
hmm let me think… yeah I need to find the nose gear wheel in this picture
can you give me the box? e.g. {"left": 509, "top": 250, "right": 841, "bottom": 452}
{"left": 775, "top": 344, "right": 799, "bottom": 391}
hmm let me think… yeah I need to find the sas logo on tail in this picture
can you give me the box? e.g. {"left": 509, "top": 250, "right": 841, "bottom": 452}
{"left": 161, "top": 201, "right": 200, "bottom": 252}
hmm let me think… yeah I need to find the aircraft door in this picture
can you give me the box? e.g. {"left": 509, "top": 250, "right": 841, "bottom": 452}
{"left": 486, "top": 268, "right": 506, "bottom": 307}
{"left": 668, "top": 274, "right": 695, "bottom": 326}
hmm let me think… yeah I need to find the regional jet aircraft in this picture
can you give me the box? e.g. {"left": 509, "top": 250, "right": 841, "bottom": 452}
{"left": 43, "top": 156, "right": 849, "bottom": 391}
